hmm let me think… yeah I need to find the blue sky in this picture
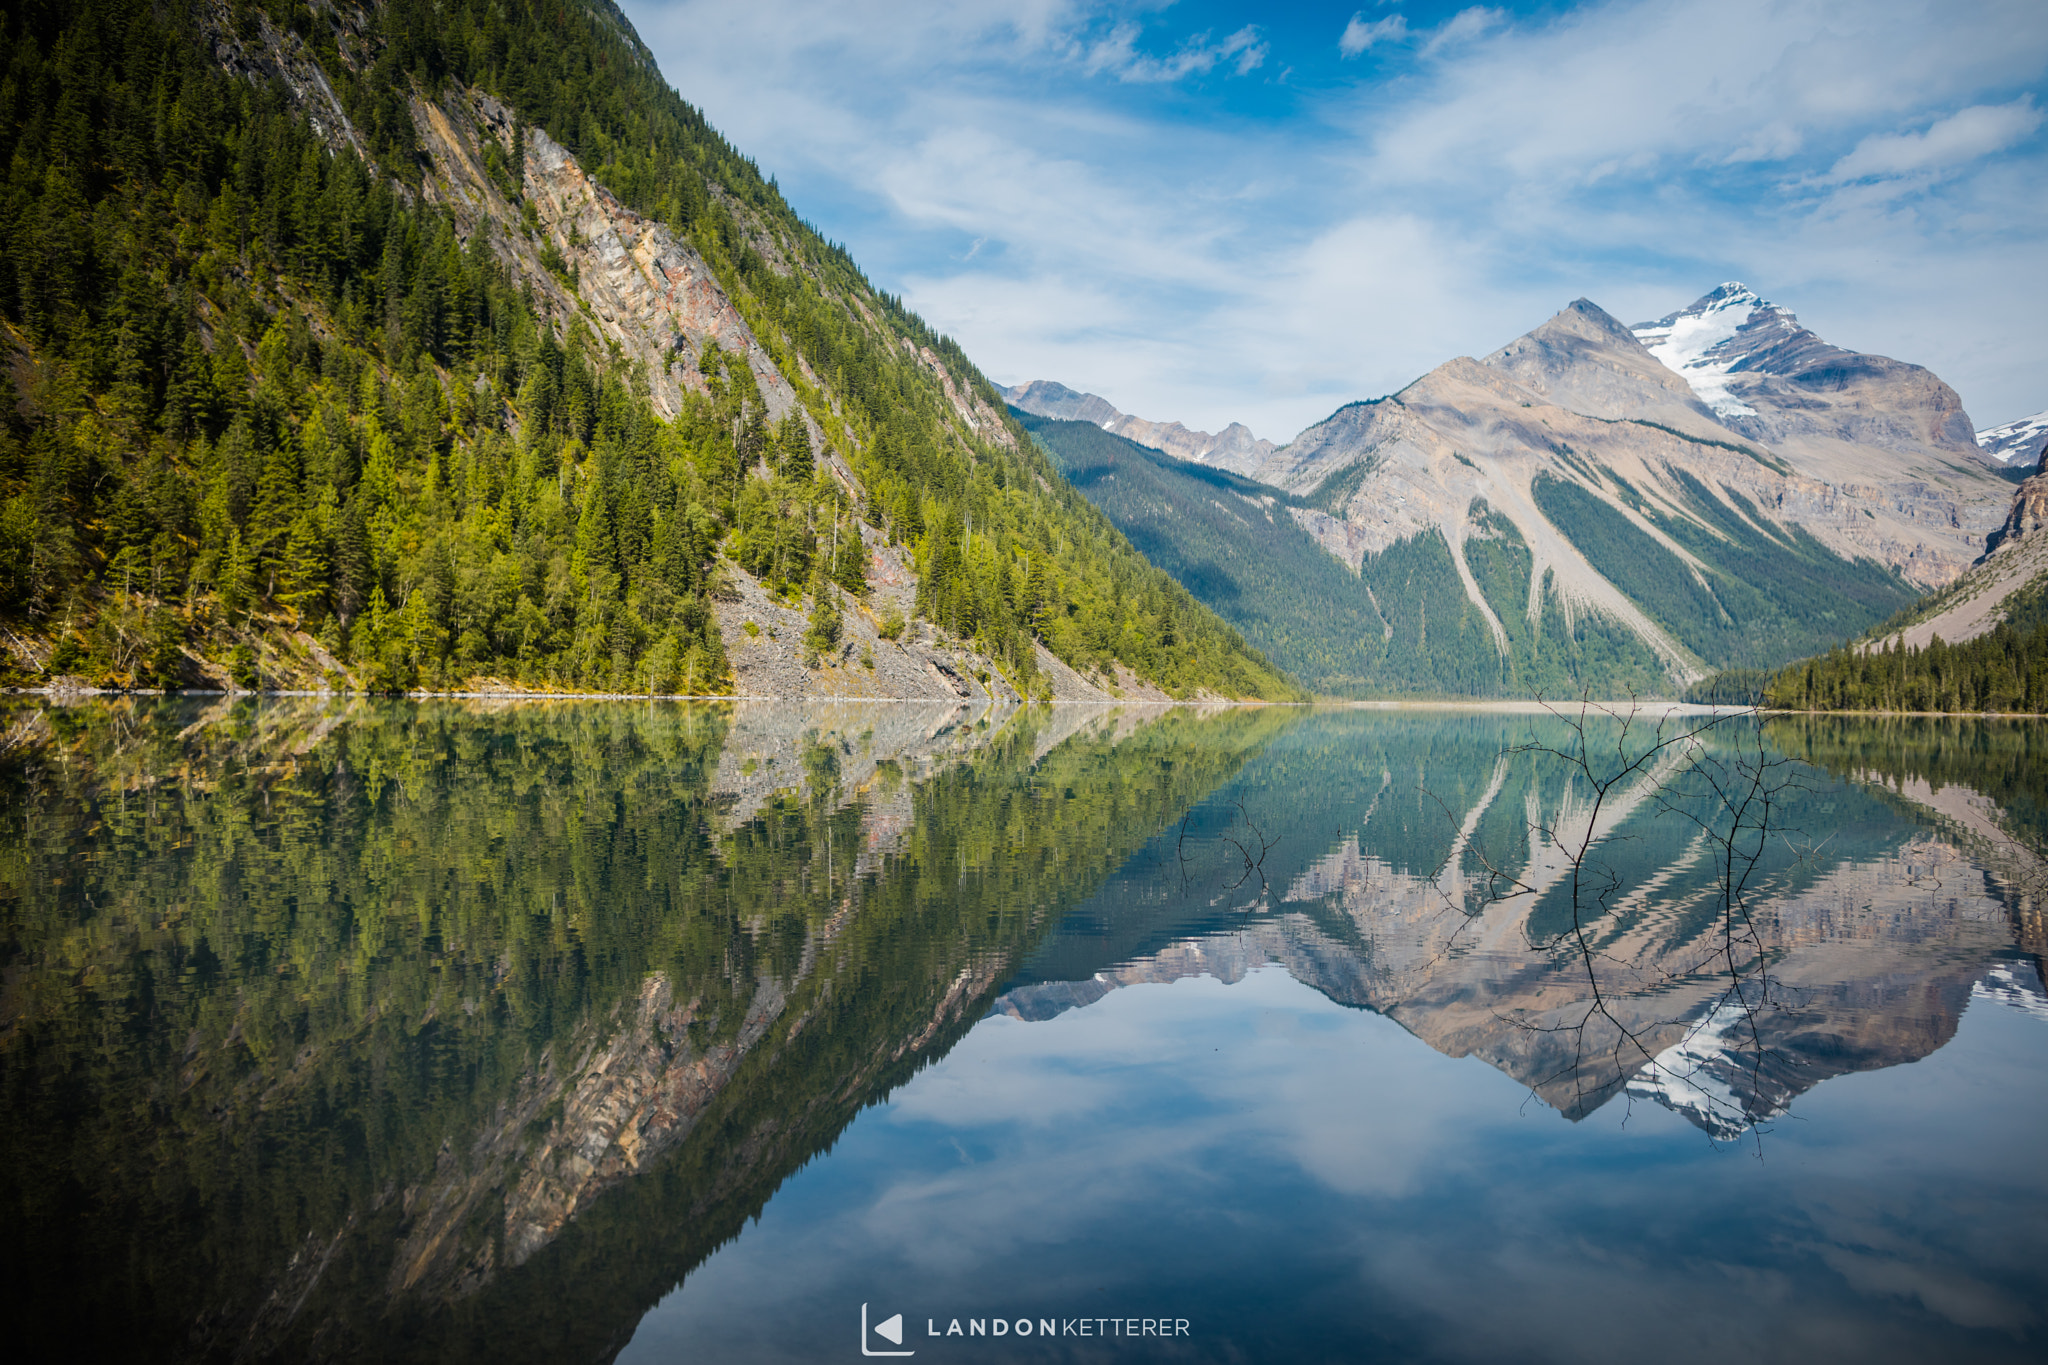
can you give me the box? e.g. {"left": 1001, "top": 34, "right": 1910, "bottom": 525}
{"left": 616, "top": 0, "right": 2048, "bottom": 443}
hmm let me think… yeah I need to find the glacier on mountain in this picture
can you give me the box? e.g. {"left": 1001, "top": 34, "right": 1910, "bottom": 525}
{"left": 1628, "top": 282, "right": 1774, "bottom": 420}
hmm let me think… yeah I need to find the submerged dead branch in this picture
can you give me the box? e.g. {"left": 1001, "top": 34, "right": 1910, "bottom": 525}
{"left": 1428, "top": 697, "right": 1815, "bottom": 1147}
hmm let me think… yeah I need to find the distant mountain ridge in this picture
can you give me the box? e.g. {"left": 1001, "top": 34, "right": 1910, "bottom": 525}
{"left": 1010, "top": 410, "right": 1416, "bottom": 696}
{"left": 1631, "top": 284, "right": 1983, "bottom": 459}
{"left": 1031, "top": 286, "right": 2022, "bottom": 697}
{"left": 1978, "top": 409, "right": 2048, "bottom": 468}
{"left": 999, "top": 380, "right": 1279, "bottom": 475}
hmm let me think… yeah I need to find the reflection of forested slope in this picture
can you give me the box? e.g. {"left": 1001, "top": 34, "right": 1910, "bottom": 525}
{"left": 1004, "top": 711, "right": 2031, "bottom": 1132}
{"left": 1767, "top": 715, "right": 2048, "bottom": 971}
{"left": 0, "top": 698, "right": 1296, "bottom": 1362}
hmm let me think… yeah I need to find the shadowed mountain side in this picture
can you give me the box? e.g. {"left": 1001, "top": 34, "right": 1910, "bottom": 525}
{"left": 1015, "top": 411, "right": 1396, "bottom": 695}
{"left": 0, "top": 697, "right": 1302, "bottom": 1363}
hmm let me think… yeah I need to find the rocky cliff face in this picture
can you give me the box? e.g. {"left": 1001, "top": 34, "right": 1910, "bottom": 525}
{"left": 1994, "top": 472, "right": 2048, "bottom": 547}
{"left": 1870, "top": 470, "right": 2048, "bottom": 652}
{"left": 1224, "top": 294, "right": 2011, "bottom": 688}
{"left": 1000, "top": 380, "right": 1280, "bottom": 476}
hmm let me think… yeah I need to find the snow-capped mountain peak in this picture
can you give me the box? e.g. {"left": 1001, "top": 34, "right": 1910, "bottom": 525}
{"left": 1975, "top": 408, "right": 2048, "bottom": 467}
{"left": 1629, "top": 282, "right": 1792, "bottom": 420}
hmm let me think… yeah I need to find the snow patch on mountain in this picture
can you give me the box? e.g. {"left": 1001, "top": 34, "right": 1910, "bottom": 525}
{"left": 1971, "top": 962, "right": 2048, "bottom": 1021}
{"left": 1629, "top": 282, "right": 1771, "bottom": 419}
{"left": 1976, "top": 408, "right": 2048, "bottom": 466}
{"left": 1624, "top": 998, "right": 1787, "bottom": 1138}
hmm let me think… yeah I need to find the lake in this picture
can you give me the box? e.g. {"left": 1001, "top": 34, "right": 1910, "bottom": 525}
{"left": 3, "top": 699, "right": 2044, "bottom": 1363}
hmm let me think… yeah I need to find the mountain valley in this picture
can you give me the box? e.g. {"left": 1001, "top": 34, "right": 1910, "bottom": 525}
{"left": 0, "top": 0, "right": 2039, "bottom": 707}
{"left": 0, "top": 0, "right": 1295, "bottom": 703}
{"left": 1016, "top": 287, "right": 2029, "bottom": 698}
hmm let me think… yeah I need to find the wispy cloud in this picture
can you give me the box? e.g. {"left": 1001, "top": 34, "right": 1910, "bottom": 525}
{"left": 618, "top": 0, "right": 2048, "bottom": 437}
{"left": 1421, "top": 7, "right": 1505, "bottom": 56}
{"left": 1826, "top": 98, "right": 2043, "bottom": 181}
{"left": 1084, "top": 22, "right": 1268, "bottom": 82}
{"left": 1339, "top": 13, "right": 1407, "bottom": 58}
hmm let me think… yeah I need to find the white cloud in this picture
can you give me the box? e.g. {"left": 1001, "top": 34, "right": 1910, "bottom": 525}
{"left": 1826, "top": 98, "right": 2044, "bottom": 181}
{"left": 1340, "top": 13, "right": 1407, "bottom": 58}
{"left": 616, "top": 0, "right": 2048, "bottom": 441}
{"left": 1422, "top": 6, "right": 1507, "bottom": 56}
{"left": 1083, "top": 23, "right": 1267, "bottom": 83}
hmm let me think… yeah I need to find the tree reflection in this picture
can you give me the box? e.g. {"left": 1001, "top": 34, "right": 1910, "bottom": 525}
{"left": 0, "top": 696, "right": 1296, "bottom": 1362}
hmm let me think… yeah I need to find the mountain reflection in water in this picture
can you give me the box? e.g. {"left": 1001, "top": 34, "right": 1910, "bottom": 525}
{"left": 1, "top": 699, "right": 2043, "bottom": 1364}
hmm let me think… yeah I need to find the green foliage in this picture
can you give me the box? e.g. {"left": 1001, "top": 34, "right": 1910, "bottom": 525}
{"left": 1531, "top": 471, "right": 1917, "bottom": 672}
{"left": 1683, "top": 668, "right": 1772, "bottom": 705}
{"left": 1352, "top": 528, "right": 1507, "bottom": 694}
{"left": 1020, "top": 413, "right": 1358, "bottom": 694}
{"left": 803, "top": 574, "right": 841, "bottom": 662}
{"left": 0, "top": 0, "right": 1292, "bottom": 700}
{"left": 0, "top": 0, "right": 732, "bottom": 695}
{"left": 1765, "top": 713, "right": 2048, "bottom": 847}
{"left": 0, "top": 697, "right": 1289, "bottom": 1360}
{"left": 1763, "top": 578, "right": 2048, "bottom": 713}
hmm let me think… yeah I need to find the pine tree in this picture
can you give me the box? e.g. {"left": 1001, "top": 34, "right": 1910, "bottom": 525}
{"left": 804, "top": 570, "right": 842, "bottom": 663}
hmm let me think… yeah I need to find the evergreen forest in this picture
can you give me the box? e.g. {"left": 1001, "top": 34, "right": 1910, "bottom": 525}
{"left": 1761, "top": 579, "right": 2048, "bottom": 714}
{"left": 0, "top": 0, "right": 1295, "bottom": 700}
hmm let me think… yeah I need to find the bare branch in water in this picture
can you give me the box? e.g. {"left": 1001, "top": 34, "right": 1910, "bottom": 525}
{"left": 1423, "top": 694, "right": 1805, "bottom": 1148}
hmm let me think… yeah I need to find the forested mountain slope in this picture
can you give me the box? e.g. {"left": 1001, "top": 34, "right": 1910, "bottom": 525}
{"left": 1762, "top": 471, "right": 2048, "bottom": 713}
{"left": 1017, "top": 411, "right": 1403, "bottom": 694}
{"left": 1233, "top": 297, "right": 2003, "bottom": 697}
{"left": 0, "top": 0, "right": 1296, "bottom": 701}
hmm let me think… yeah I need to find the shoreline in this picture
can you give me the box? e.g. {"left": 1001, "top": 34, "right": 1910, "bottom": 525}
{"left": 10, "top": 687, "right": 2047, "bottom": 720}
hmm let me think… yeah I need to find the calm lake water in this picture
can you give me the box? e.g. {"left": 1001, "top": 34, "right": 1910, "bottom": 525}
{"left": 3, "top": 699, "right": 2044, "bottom": 1363}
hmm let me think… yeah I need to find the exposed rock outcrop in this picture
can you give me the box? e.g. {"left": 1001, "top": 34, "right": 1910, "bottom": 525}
{"left": 1866, "top": 470, "right": 2048, "bottom": 652}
